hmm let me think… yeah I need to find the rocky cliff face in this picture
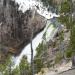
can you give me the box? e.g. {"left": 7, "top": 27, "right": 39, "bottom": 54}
{"left": 37, "top": 19, "right": 70, "bottom": 67}
{"left": 0, "top": 0, "right": 46, "bottom": 60}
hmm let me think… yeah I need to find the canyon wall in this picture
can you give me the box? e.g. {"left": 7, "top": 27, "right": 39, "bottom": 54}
{"left": 0, "top": 0, "right": 46, "bottom": 61}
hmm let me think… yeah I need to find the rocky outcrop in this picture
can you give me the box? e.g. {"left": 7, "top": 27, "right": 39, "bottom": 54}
{"left": 39, "top": 18, "right": 70, "bottom": 66}
{"left": 47, "top": 25, "right": 70, "bottom": 65}
{"left": 0, "top": 0, "right": 46, "bottom": 59}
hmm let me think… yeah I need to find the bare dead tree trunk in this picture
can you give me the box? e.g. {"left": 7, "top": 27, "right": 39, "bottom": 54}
{"left": 30, "top": 9, "right": 36, "bottom": 75}
{"left": 30, "top": 29, "right": 34, "bottom": 75}
{"left": 31, "top": 41, "right": 34, "bottom": 75}
{"left": 72, "top": 55, "right": 75, "bottom": 68}
{"left": 9, "top": 63, "right": 12, "bottom": 75}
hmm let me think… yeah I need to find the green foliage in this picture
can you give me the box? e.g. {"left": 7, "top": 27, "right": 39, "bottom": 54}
{"left": 0, "top": 55, "right": 12, "bottom": 74}
{"left": 70, "top": 23, "right": 75, "bottom": 50}
{"left": 61, "top": 1, "right": 70, "bottom": 14}
{"left": 41, "top": 0, "right": 53, "bottom": 7}
{"left": 34, "top": 42, "right": 47, "bottom": 73}
{"left": 65, "top": 49, "right": 73, "bottom": 58}
{"left": 36, "top": 42, "right": 47, "bottom": 57}
{"left": 55, "top": 51, "right": 63, "bottom": 64}
{"left": 58, "top": 15, "right": 69, "bottom": 26}
{"left": 0, "top": 55, "right": 31, "bottom": 75}
{"left": 3, "top": 69, "right": 9, "bottom": 75}
{"left": 19, "top": 55, "right": 31, "bottom": 75}
{"left": 19, "top": 56, "right": 29, "bottom": 70}
{"left": 34, "top": 58, "right": 43, "bottom": 73}
{"left": 58, "top": 0, "right": 72, "bottom": 29}
{"left": 11, "top": 67, "right": 20, "bottom": 75}
{"left": 43, "top": 32, "right": 46, "bottom": 40}
{"left": 58, "top": 0, "right": 75, "bottom": 58}
{"left": 58, "top": 15, "right": 73, "bottom": 30}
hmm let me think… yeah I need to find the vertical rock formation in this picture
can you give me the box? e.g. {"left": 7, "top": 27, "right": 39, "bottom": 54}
{"left": 0, "top": 0, "right": 46, "bottom": 61}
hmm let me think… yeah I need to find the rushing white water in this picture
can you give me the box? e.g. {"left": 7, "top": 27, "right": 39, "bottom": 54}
{"left": 14, "top": 0, "right": 59, "bottom": 67}
{"left": 15, "top": 0, "right": 59, "bottom": 19}
{"left": 14, "top": 22, "right": 55, "bottom": 68}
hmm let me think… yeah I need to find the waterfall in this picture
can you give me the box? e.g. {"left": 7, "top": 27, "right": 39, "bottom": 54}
{"left": 13, "top": 0, "right": 59, "bottom": 68}
{"left": 15, "top": 0, "right": 59, "bottom": 19}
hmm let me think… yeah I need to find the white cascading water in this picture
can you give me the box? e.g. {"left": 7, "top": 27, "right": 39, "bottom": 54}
{"left": 13, "top": 0, "right": 59, "bottom": 67}
{"left": 15, "top": 0, "right": 59, "bottom": 19}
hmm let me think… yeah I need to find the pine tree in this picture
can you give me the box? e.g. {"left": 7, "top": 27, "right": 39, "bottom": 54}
{"left": 58, "top": 0, "right": 75, "bottom": 67}
{"left": 19, "top": 55, "right": 30, "bottom": 75}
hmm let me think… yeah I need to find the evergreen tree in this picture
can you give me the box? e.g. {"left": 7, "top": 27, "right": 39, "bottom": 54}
{"left": 34, "top": 42, "right": 47, "bottom": 73}
{"left": 0, "top": 54, "right": 12, "bottom": 75}
{"left": 58, "top": 0, "right": 75, "bottom": 66}
{"left": 19, "top": 55, "right": 31, "bottom": 75}
{"left": 11, "top": 67, "right": 20, "bottom": 75}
